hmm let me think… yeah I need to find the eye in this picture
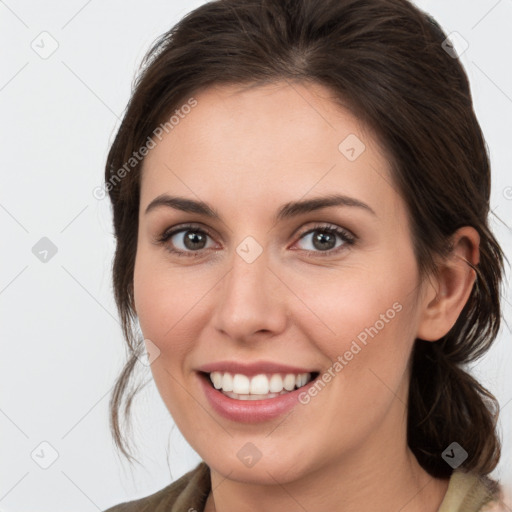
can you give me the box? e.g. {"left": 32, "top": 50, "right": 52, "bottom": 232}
{"left": 156, "top": 224, "right": 215, "bottom": 257}
{"left": 293, "top": 223, "right": 356, "bottom": 256}
{"left": 155, "top": 222, "right": 356, "bottom": 258}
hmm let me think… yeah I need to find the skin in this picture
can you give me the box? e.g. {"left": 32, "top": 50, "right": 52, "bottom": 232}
{"left": 133, "top": 81, "right": 480, "bottom": 512}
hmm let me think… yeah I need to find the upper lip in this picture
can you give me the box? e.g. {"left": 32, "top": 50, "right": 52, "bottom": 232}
{"left": 197, "top": 360, "right": 318, "bottom": 377}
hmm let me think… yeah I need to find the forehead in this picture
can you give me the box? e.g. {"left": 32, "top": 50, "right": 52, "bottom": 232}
{"left": 140, "top": 81, "right": 401, "bottom": 221}
{"left": 148, "top": 81, "right": 376, "bottom": 159}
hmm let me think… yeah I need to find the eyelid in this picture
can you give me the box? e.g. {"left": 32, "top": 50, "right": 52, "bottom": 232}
{"left": 156, "top": 222, "right": 212, "bottom": 243}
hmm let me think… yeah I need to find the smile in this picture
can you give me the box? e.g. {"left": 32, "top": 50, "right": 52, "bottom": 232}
{"left": 208, "top": 371, "right": 316, "bottom": 400}
{"left": 197, "top": 369, "right": 321, "bottom": 422}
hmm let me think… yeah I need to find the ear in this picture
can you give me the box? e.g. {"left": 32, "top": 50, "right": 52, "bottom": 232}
{"left": 416, "top": 226, "right": 480, "bottom": 342}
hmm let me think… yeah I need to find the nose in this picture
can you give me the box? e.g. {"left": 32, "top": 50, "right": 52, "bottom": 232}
{"left": 211, "top": 245, "right": 287, "bottom": 343}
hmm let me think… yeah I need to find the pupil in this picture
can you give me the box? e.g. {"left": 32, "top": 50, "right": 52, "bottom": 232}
{"left": 313, "top": 231, "right": 335, "bottom": 250}
{"left": 185, "top": 231, "right": 205, "bottom": 250}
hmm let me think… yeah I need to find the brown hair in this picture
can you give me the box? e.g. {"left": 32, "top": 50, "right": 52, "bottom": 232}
{"left": 104, "top": 0, "right": 505, "bottom": 479}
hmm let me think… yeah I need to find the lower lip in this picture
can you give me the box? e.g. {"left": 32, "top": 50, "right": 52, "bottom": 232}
{"left": 197, "top": 372, "right": 318, "bottom": 423}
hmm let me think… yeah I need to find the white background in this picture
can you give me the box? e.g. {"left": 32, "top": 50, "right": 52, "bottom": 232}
{"left": 1, "top": 1, "right": 511, "bottom": 510}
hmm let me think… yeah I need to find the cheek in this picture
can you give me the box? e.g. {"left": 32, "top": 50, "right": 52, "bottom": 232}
{"left": 293, "top": 271, "right": 420, "bottom": 445}
{"left": 298, "top": 260, "right": 417, "bottom": 348}
{"left": 133, "top": 248, "right": 213, "bottom": 362}
{"left": 133, "top": 252, "right": 206, "bottom": 422}
{"left": 294, "top": 254, "right": 420, "bottom": 392}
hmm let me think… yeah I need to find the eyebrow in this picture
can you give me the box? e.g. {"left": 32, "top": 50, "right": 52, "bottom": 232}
{"left": 144, "top": 193, "right": 376, "bottom": 221}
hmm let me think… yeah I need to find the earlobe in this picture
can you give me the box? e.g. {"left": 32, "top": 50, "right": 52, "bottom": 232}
{"left": 416, "top": 227, "right": 480, "bottom": 342}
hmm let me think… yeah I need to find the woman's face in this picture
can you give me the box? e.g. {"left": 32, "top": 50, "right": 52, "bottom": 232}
{"left": 134, "top": 81, "right": 429, "bottom": 483}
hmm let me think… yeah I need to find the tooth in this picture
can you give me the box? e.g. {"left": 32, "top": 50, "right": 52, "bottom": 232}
{"left": 222, "top": 390, "right": 287, "bottom": 401}
{"left": 211, "top": 371, "right": 314, "bottom": 394}
{"left": 210, "top": 371, "right": 223, "bottom": 389}
{"left": 221, "top": 372, "right": 233, "bottom": 392}
{"left": 269, "top": 374, "right": 284, "bottom": 393}
{"left": 233, "top": 374, "right": 250, "bottom": 394}
{"left": 283, "top": 374, "right": 296, "bottom": 391}
{"left": 250, "top": 374, "right": 270, "bottom": 394}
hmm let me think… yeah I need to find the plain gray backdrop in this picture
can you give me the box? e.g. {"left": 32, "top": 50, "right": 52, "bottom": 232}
{"left": 1, "top": 1, "right": 511, "bottom": 510}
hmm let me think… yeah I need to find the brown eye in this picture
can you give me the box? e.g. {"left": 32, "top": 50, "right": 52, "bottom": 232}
{"left": 177, "top": 230, "right": 209, "bottom": 251}
{"left": 157, "top": 224, "right": 215, "bottom": 257}
{"left": 294, "top": 224, "right": 356, "bottom": 256}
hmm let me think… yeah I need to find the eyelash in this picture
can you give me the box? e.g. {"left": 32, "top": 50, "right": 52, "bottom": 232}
{"left": 155, "top": 223, "right": 357, "bottom": 258}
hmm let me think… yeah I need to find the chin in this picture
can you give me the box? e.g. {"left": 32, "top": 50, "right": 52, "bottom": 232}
{"left": 203, "top": 449, "right": 313, "bottom": 485}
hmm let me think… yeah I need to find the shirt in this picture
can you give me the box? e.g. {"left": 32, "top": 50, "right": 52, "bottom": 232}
{"left": 104, "top": 461, "right": 504, "bottom": 512}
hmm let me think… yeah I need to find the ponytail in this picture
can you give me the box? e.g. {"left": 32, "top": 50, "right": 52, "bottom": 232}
{"left": 408, "top": 338, "right": 500, "bottom": 478}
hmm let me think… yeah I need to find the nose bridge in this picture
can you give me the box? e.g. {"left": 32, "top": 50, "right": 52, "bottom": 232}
{"left": 213, "top": 238, "right": 285, "bottom": 339}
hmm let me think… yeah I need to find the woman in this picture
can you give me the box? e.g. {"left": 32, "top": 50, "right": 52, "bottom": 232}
{"left": 103, "top": 0, "right": 507, "bottom": 510}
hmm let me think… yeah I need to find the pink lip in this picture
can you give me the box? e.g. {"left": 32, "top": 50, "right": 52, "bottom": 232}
{"left": 197, "top": 371, "right": 319, "bottom": 423}
{"left": 196, "top": 360, "right": 317, "bottom": 377}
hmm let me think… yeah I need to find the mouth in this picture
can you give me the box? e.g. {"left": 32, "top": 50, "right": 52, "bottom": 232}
{"left": 199, "top": 370, "right": 321, "bottom": 401}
